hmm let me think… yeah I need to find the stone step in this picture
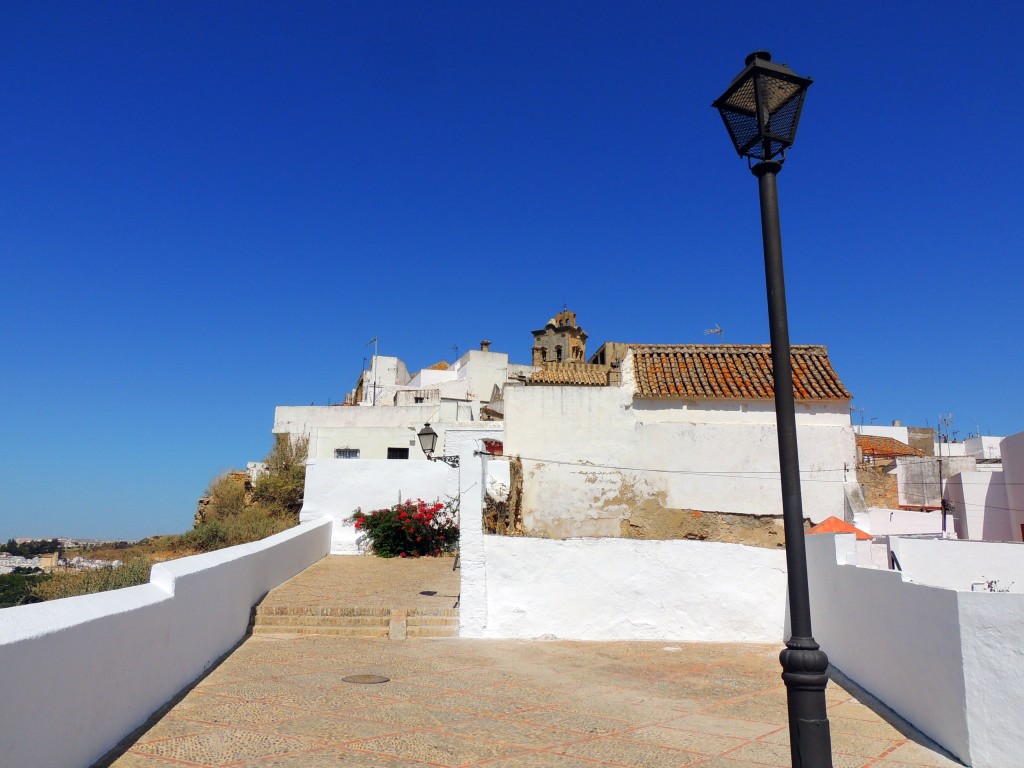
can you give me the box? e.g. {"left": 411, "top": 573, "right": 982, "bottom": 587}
{"left": 406, "top": 625, "right": 459, "bottom": 638}
{"left": 255, "top": 605, "right": 393, "bottom": 618}
{"left": 253, "top": 614, "right": 390, "bottom": 628}
{"left": 250, "top": 624, "right": 390, "bottom": 638}
{"left": 406, "top": 616, "right": 458, "bottom": 627}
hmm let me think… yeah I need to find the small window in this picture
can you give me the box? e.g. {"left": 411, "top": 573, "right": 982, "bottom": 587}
{"left": 387, "top": 447, "right": 410, "bottom": 460}
{"left": 335, "top": 448, "right": 360, "bottom": 459}
{"left": 414, "top": 396, "right": 424, "bottom": 403}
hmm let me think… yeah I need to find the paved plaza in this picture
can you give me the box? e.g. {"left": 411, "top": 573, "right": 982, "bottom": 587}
{"left": 98, "top": 558, "right": 961, "bottom": 768}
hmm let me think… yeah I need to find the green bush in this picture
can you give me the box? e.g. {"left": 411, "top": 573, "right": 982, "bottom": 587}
{"left": 28, "top": 558, "right": 151, "bottom": 602}
{"left": 203, "top": 472, "right": 249, "bottom": 521}
{"left": 251, "top": 434, "right": 308, "bottom": 519}
{"left": 350, "top": 498, "right": 459, "bottom": 558}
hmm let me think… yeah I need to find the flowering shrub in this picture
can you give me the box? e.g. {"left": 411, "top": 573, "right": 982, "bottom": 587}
{"left": 349, "top": 498, "right": 459, "bottom": 558}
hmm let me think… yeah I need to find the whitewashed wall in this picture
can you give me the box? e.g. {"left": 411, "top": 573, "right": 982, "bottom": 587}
{"left": 503, "top": 383, "right": 854, "bottom": 535}
{"left": 0, "top": 517, "right": 331, "bottom": 768}
{"left": 458, "top": 451, "right": 787, "bottom": 641}
{"left": 889, "top": 537, "right": 1024, "bottom": 592}
{"left": 946, "top": 471, "right": 1012, "bottom": 541}
{"left": 301, "top": 459, "right": 450, "bottom": 554}
{"left": 853, "top": 508, "right": 943, "bottom": 537}
{"left": 808, "top": 533, "right": 1024, "bottom": 768}
{"left": 468, "top": 536, "right": 788, "bottom": 641}
{"left": 1001, "top": 431, "right": 1024, "bottom": 542}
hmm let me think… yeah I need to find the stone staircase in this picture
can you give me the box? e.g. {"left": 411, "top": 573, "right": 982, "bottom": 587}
{"left": 250, "top": 604, "right": 459, "bottom": 639}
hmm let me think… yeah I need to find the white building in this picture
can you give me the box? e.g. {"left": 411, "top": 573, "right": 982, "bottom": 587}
{"left": 274, "top": 342, "right": 531, "bottom": 462}
{"left": 504, "top": 343, "right": 857, "bottom": 538}
{"left": 946, "top": 430, "right": 1023, "bottom": 542}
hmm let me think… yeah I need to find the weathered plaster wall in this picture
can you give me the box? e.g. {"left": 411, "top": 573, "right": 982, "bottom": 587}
{"left": 301, "top": 460, "right": 449, "bottom": 554}
{"left": 945, "top": 471, "right": 1012, "bottom": 541}
{"left": 896, "top": 455, "right": 975, "bottom": 507}
{"left": 503, "top": 384, "right": 855, "bottom": 535}
{"left": 0, "top": 517, "right": 331, "bottom": 768}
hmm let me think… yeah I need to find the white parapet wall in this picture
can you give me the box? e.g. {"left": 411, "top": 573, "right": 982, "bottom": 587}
{"left": 466, "top": 535, "right": 788, "bottom": 642}
{"left": 0, "top": 516, "right": 332, "bottom": 768}
{"left": 807, "top": 532, "right": 1024, "bottom": 768}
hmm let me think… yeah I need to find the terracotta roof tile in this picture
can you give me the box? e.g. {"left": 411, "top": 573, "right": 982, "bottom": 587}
{"left": 426, "top": 360, "right": 450, "bottom": 371}
{"left": 526, "top": 363, "right": 609, "bottom": 387}
{"left": 855, "top": 434, "right": 924, "bottom": 457}
{"left": 629, "top": 344, "right": 851, "bottom": 401}
{"left": 807, "top": 516, "right": 872, "bottom": 540}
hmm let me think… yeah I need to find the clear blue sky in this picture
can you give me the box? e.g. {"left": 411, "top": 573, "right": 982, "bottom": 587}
{"left": 2, "top": 2, "right": 1022, "bottom": 540}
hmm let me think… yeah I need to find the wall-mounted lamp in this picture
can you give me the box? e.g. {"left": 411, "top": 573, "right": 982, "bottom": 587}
{"left": 417, "top": 423, "right": 459, "bottom": 467}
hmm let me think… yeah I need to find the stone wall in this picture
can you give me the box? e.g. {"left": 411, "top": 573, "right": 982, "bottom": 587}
{"left": 857, "top": 464, "right": 899, "bottom": 509}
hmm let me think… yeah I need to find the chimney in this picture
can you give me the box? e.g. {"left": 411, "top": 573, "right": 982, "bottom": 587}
{"left": 480, "top": 340, "right": 491, "bottom": 352}
{"left": 607, "top": 361, "right": 622, "bottom": 386}
{"left": 892, "top": 419, "right": 902, "bottom": 427}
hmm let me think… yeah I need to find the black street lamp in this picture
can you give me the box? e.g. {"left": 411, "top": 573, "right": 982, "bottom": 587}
{"left": 713, "top": 52, "right": 833, "bottom": 768}
{"left": 417, "top": 423, "right": 460, "bottom": 467}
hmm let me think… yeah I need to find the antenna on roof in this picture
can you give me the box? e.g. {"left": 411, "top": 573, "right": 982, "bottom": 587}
{"left": 703, "top": 324, "right": 725, "bottom": 343}
{"left": 366, "top": 336, "right": 379, "bottom": 406}
{"left": 451, "top": 345, "right": 459, "bottom": 362}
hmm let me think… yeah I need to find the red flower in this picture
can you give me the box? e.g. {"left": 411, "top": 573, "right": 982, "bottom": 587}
{"left": 400, "top": 552, "right": 406, "bottom": 558}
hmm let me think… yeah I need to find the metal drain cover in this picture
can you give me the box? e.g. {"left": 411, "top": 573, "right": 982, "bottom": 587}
{"left": 342, "top": 674, "right": 390, "bottom": 684}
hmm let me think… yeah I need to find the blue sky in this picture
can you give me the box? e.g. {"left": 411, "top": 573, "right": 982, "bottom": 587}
{"left": 2, "top": 2, "right": 1022, "bottom": 539}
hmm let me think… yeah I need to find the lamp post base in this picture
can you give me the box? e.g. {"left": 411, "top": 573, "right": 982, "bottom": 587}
{"left": 780, "top": 637, "right": 832, "bottom": 767}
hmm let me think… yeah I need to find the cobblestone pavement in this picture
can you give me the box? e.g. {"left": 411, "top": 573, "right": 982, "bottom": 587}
{"left": 104, "top": 636, "right": 961, "bottom": 768}
{"left": 99, "top": 557, "right": 962, "bottom": 768}
{"left": 257, "top": 556, "right": 460, "bottom": 613}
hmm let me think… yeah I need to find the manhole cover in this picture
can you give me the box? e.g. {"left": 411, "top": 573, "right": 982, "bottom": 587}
{"left": 342, "top": 674, "right": 390, "bottom": 685}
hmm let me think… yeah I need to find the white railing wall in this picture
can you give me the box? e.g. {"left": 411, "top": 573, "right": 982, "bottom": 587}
{"left": 0, "top": 516, "right": 332, "bottom": 768}
{"left": 808, "top": 532, "right": 1024, "bottom": 768}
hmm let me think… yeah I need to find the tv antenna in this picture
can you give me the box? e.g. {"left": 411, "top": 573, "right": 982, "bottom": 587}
{"left": 703, "top": 324, "right": 725, "bottom": 343}
{"left": 450, "top": 344, "right": 459, "bottom": 362}
{"left": 366, "top": 336, "right": 379, "bottom": 405}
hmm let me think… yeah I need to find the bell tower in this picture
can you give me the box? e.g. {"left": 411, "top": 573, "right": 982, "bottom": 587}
{"left": 531, "top": 309, "right": 588, "bottom": 365}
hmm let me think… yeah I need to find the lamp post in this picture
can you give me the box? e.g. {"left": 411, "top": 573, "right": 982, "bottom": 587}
{"left": 417, "top": 423, "right": 460, "bottom": 468}
{"left": 713, "top": 52, "right": 832, "bottom": 768}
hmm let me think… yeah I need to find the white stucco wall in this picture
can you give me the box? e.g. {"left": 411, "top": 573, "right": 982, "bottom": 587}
{"left": 964, "top": 436, "right": 1003, "bottom": 460}
{"left": 855, "top": 424, "right": 910, "bottom": 444}
{"left": 853, "top": 508, "right": 943, "bottom": 537}
{"left": 946, "top": 471, "right": 1012, "bottom": 542}
{"left": 0, "top": 517, "right": 331, "bottom": 768}
{"left": 301, "top": 459, "right": 451, "bottom": 554}
{"left": 808, "top": 533, "right": 1024, "bottom": 768}
{"left": 463, "top": 536, "right": 788, "bottom": 642}
{"left": 1000, "top": 431, "right": 1024, "bottom": 542}
{"left": 274, "top": 404, "right": 482, "bottom": 461}
{"left": 889, "top": 536, "right": 1024, "bottom": 592}
{"left": 503, "top": 384, "right": 854, "bottom": 535}
{"left": 807, "top": 533, "right": 969, "bottom": 763}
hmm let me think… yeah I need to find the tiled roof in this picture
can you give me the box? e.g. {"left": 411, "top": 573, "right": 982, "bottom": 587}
{"left": 807, "top": 516, "right": 872, "bottom": 540}
{"left": 526, "top": 363, "right": 609, "bottom": 387}
{"left": 426, "top": 360, "right": 449, "bottom": 371}
{"left": 855, "top": 434, "right": 924, "bottom": 457}
{"left": 629, "top": 344, "right": 851, "bottom": 401}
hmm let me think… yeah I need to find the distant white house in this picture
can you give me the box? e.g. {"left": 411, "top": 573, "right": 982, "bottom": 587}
{"left": 946, "top": 430, "right": 1022, "bottom": 542}
{"left": 274, "top": 342, "right": 528, "bottom": 462}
